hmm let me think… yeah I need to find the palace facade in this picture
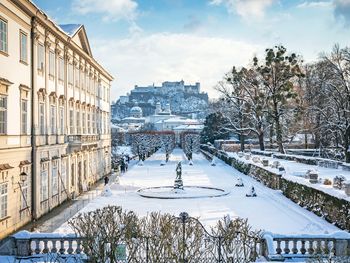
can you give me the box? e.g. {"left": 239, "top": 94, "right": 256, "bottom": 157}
{"left": 0, "top": 0, "right": 113, "bottom": 238}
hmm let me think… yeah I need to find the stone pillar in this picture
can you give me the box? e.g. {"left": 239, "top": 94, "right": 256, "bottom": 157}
{"left": 334, "top": 239, "right": 348, "bottom": 256}
{"left": 16, "top": 238, "right": 31, "bottom": 257}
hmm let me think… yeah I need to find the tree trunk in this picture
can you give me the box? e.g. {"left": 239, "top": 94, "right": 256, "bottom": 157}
{"left": 275, "top": 116, "right": 285, "bottom": 153}
{"left": 304, "top": 133, "right": 308, "bottom": 149}
{"left": 269, "top": 123, "right": 274, "bottom": 149}
{"left": 258, "top": 132, "right": 265, "bottom": 151}
{"left": 240, "top": 134, "right": 245, "bottom": 152}
{"left": 345, "top": 127, "right": 350, "bottom": 163}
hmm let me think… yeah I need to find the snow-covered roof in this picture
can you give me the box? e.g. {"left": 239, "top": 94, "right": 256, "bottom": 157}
{"left": 173, "top": 124, "right": 204, "bottom": 130}
{"left": 163, "top": 117, "right": 200, "bottom": 124}
{"left": 122, "top": 117, "right": 145, "bottom": 121}
{"left": 59, "top": 24, "right": 82, "bottom": 37}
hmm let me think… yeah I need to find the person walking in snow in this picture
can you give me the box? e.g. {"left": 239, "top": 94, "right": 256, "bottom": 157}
{"left": 104, "top": 175, "right": 109, "bottom": 186}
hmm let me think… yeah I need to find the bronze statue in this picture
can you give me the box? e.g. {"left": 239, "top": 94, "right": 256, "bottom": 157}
{"left": 175, "top": 161, "right": 182, "bottom": 180}
{"left": 174, "top": 161, "right": 183, "bottom": 190}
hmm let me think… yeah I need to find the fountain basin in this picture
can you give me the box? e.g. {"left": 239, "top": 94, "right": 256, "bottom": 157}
{"left": 137, "top": 186, "right": 230, "bottom": 199}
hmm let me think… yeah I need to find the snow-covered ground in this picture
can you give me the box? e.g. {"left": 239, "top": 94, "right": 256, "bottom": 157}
{"left": 229, "top": 152, "right": 350, "bottom": 202}
{"left": 56, "top": 149, "right": 340, "bottom": 236}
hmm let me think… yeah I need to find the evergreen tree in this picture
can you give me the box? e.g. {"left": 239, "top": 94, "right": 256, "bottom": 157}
{"left": 201, "top": 112, "right": 230, "bottom": 144}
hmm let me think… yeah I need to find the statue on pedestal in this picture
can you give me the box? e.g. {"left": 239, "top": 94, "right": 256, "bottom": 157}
{"left": 174, "top": 161, "right": 184, "bottom": 190}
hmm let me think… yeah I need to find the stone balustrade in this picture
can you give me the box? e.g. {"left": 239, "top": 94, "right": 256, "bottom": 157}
{"left": 262, "top": 232, "right": 350, "bottom": 261}
{"left": 1, "top": 230, "right": 350, "bottom": 261}
{"left": 67, "top": 135, "right": 100, "bottom": 143}
{"left": 0, "top": 231, "right": 85, "bottom": 258}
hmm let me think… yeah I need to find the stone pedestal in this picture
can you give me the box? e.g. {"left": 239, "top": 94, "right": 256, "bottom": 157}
{"left": 309, "top": 172, "right": 318, "bottom": 184}
{"left": 174, "top": 179, "right": 184, "bottom": 190}
{"left": 262, "top": 159, "right": 269, "bottom": 167}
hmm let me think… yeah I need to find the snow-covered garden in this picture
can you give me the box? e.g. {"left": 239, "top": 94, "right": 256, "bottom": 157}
{"left": 56, "top": 149, "right": 341, "bottom": 235}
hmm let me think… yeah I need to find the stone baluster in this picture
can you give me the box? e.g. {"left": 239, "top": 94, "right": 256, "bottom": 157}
{"left": 308, "top": 240, "right": 314, "bottom": 255}
{"left": 59, "top": 239, "right": 66, "bottom": 254}
{"left": 324, "top": 240, "right": 330, "bottom": 254}
{"left": 284, "top": 240, "right": 290, "bottom": 254}
{"left": 316, "top": 240, "right": 322, "bottom": 254}
{"left": 276, "top": 240, "right": 282, "bottom": 254}
{"left": 76, "top": 239, "right": 82, "bottom": 254}
{"left": 34, "top": 240, "right": 41, "bottom": 254}
{"left": 300, "top": 240, "right": 306, "bottom": 255}
{"left": 51, "top": 240, "right": 57, "bottom": 253}
{"left": 292, "top": 240, "right": 298, "bottom": 254}
{"left": 42, "top": 240, "right": 49, "bottom": 253}
{"left": 67, "top": 239, "right": 74, "bottom": 254}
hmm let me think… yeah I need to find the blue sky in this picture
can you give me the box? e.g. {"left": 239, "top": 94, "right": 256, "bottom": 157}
{"left": 32, "top": 0, "right": 350, "bottom": 100}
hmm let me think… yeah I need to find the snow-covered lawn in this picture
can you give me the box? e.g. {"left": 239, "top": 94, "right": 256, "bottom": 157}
{"left": 55, "top": 149, "right": 341, "bottom": 236}
{"left": 229, "top": 152, "right": 350, "bottom": 202}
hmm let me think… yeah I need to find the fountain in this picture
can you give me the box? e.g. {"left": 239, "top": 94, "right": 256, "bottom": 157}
{"left": 137, "top": 161, "right": 230, "bottom": 199}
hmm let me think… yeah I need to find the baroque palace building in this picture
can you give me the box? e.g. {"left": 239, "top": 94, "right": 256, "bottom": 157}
{"left": 0, "top": 0, "right": 113, "bottom": 238}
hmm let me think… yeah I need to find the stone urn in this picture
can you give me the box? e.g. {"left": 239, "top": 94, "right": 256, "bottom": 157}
{"left": 262, "top": 159, "right": 269, "bottom": 167}
{"left": 271, "top": 161, "right": 280, "bottom": 168}
{"left": 309, "top": 172, "right": 319, "bottom": 184}
{"left": 238, "top": 152, "right": 244, "bottom": 158}
{"left": 252, "top": 156, "right": 260, "bottom": 163}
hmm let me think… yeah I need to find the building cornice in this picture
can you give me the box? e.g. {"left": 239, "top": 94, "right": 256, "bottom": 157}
{"left": 12, "top": 0, "right": 114, "bottom": 82}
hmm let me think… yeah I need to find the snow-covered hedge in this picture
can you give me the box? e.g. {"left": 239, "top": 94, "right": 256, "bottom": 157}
{"left": 201, "top": 145, "right": 350, "bottom": 231}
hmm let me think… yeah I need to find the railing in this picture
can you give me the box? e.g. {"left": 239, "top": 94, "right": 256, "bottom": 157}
{"left": 67, "top": 135, "right": 100, "bottom": 144}
{"left": 2, "top": 217, "right": 350, "bottom": 262}
{"left": 262, "top": 232, "right": 350, "bottom": 261}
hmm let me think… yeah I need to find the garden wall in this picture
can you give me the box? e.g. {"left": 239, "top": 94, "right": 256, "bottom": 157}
{"left": 201, "top": 145, "right": 350, "bottom": 231}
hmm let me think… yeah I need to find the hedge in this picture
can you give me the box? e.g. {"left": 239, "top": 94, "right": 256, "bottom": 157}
{"left": 201, "top": 145, "right": 350, "bottom": 231}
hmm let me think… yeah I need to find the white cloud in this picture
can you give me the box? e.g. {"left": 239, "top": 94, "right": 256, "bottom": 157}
{"left": 72, "top": 0, "right": 138, "bottom": 22}
{"left": 91, "top": 33, "right": 261, "bottom": 100}
{"left": 209, "top": 0, "right": 275, "bottom": 19}
{"left": 297, "top": 1, "right": 332, "bottom": 8}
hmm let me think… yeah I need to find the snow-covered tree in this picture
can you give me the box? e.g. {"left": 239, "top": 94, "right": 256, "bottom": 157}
{"left": 255, "top": 46, "right": 304, "bottom": 153}
{"left": 307, "top": 45, "right": 350, "bottom": 162}
{"left": 181, "top": 132, "right": 200, "bottom": 160}
{"left": 159, "top": 131, "right": 175, "bottom": 159}
{"left": 216, "top": 65, "right": 271, "bottom": 151}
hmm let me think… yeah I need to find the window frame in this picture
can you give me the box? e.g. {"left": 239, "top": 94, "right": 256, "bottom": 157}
{"left": 0, "top": 95, "right": 7, "bottom": 135}
{"left": 21, "top": 99, "right": 28, "bottom": 134}
{"left": 58, "top": 56, "right": 64, "bottom": 81}
{"left": 19, "top": 30, "right": 28, "bottom": 64}
{"left": 39, "top": 102, "right": 45, "bottom": 135}
{"left": 40, "top": 162, "right": 49, "bottom": 202}
{"left": 49, "top": 50, "right": 55, "bottom": 77}
{"left": 52, "top": 161, "right": 58, "bottom": 196}
{"left": 0, "top": 17, "right": 8, "bottom": 54}
{"left": 50, "top": 104, "right": 56, "bottom": 134}
{"left": 37, "top": 43, "right": 45, "bottom": 72}
{"left": 0, "top": 183, "right": 8, "bottom": 219}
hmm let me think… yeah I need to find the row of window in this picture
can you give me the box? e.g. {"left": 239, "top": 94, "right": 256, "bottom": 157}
{"left": 36, "top": 43, "right": 109, "bottom": 102}
{"left": 0, "top": 18, "right": 108, "bottom": 102}
{"left": 38, "top": 103, "right": 109, "bottom": 135}
{"left": 0, "top": 94, "right": 109, "bottom": 136}
{"left": 40, "top": 160, "right": 66, "bottom": 202}
{"left": 0, "top": 18, "right": 28, "bottom": 63}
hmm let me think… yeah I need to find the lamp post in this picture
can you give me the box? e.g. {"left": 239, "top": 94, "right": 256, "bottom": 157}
{"left": 20, "top": 172, "right": 28, "bottom": 184}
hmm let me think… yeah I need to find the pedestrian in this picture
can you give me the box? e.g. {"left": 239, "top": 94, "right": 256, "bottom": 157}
{"left": 104, "top": 175, "right": 109, "bottom": 186}
{"left": 121, "top": 161, "right": 125, "bottom": 173}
